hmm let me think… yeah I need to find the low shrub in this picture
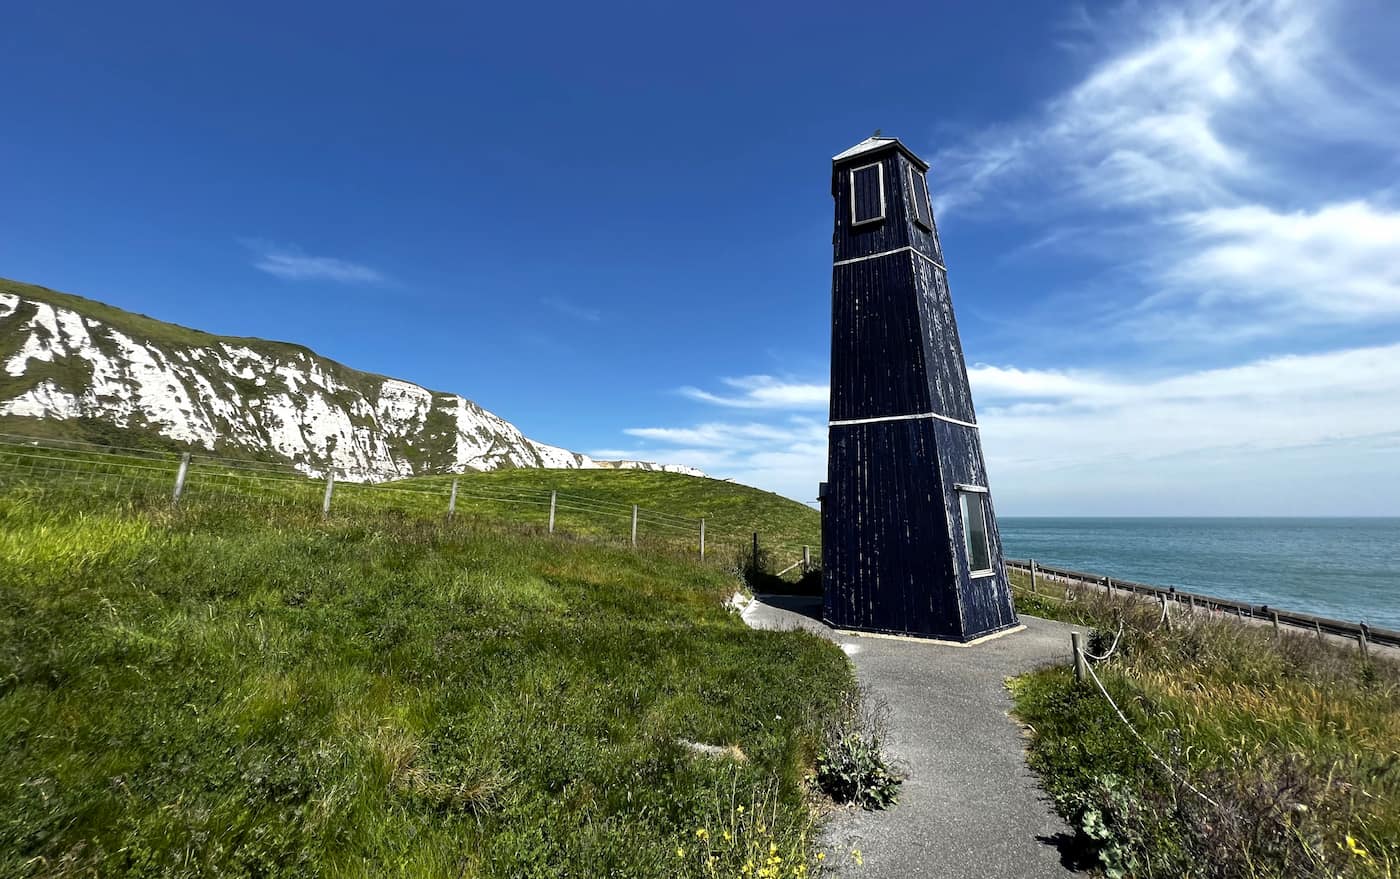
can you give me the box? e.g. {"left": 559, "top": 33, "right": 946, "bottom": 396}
{"left": 813, "top": 687, "right": 901, "bottom": 810}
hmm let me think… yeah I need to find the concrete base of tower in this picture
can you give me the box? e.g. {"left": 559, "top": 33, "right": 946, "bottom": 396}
{"left": 823, "top": 618, "right": 1026, "bottom": 645}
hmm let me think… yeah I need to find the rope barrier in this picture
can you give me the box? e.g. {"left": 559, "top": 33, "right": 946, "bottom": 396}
{"left": 1082, "top": 661, "right": 1221, "bottom": 809}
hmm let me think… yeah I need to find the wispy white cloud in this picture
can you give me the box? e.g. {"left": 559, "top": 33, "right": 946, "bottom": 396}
{"left": 541, "top": 296, "right": 602, "bottom": 322}
{"left": 1166, "top": 201, "right": 1400, "bottom": 321}
{"left": 678, "top": 375, "right": 828, "bottom": 409}
{"left": 247, "top": 241, "right": 386, "bottom": 284}
{"left": 929, "top": 0, "right": 1400, "bottom": 337}
{"left": 624, "top": 422, "right": 813, "bottom": 448}
{"left": 933, "top": 0, "right": 1358, "bottom": 215}
{"left": 637, "top": 342, "right": 1400, "bottom": 511}
{"left": 598, "top": 416, "right": 828, "bottom": 503}
{"left": 973, "top": 343, "right": 1400, "bottom": 513}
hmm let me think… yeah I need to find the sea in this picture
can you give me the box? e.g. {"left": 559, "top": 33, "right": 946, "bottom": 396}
{"left": 998, "top": 518, "right": 1400, "bottom": 632}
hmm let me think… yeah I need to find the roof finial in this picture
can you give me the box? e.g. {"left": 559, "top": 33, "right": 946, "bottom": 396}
{"left": 873, "top": 128, "right": 882, "bottom": 137}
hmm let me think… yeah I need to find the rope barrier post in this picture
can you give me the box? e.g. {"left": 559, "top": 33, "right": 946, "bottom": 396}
{"left": 172, "top": 453, "right": 191, "bottom": 501}
{"left": 1270, "top": 610, "right": 1280, "bottom": 637}
{"left": 699, "top": 518, "right": 706, "bottom": 560}
{"left": 1071, "top": 632, "right": 1087, "bottom": 684}
{"left": 1315, "top": 619, "right": 1324, "bottom": 642}
{"left": 1029, "top": 559, "right": 1038, "bottom": 594}
{"left": 322, "top": 473, "right": 335, "bottom": 518}
{"left": 549, "top": 490, "right": 556, "bottom": 534}
{"left": 1083, "top": 657, "right": 1222, "bottom": 810}
{"left": 1105, "top": 576, "right": 1113, "bottom": 599}
{"left": 802, "top": 545, "right": 811, "bottom": 574}
{"left": 1188, "top": 593, "right": 1196, "bottom": 614}
{"left": 447, "top": 478, "right": 458, "bottom": 522}
{"left": 1359, "top": 623, "right": 1370, "bottom": 660}
{"left": 631, "top": 504, "right": 638, "bottom": 548}
{"left": 1161, "top": 593, "right": 1172, "bottom": 632}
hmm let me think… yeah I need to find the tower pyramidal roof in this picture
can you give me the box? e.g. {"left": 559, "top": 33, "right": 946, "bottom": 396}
{"left": 831, "top": 135, "right": 929, "bottom": 170}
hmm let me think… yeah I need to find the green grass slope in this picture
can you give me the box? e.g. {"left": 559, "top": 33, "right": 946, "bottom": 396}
{"left": 0, "top": 455, "right": 848, "bottom": 877}
{"left": 409, "top": 468, "right": 821, "bottom": 567}
{"left": 1006, "top": 569, "right": 1399, "bottom": 878}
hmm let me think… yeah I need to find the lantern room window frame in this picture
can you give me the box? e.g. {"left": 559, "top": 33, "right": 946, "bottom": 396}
{"left": 955, "top": 484, "right": 994, "bottom": 578}
{"left": 849, "top": 161, "right": 886, "bottom": 227}
{"left": 909, "top": 165, "right": 933, "bottom": 230}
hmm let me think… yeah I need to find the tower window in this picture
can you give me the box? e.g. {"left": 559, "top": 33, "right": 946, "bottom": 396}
{"left": 909, "top": 166, "right": 933, "bottom": 230}
{"left": 958, "top": 488, "right": 993, "bottom": 576}
{"left": 850, "top": 162, "right": 885, "bottom": 226}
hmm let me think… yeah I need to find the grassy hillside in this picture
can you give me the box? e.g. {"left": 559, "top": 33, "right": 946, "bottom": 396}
{"left": 0, "top": 453, "right": 848, "bottom": 877}
{"left": 413, "top": 469, "right": 821, "bottom": 567}
{"left": 1006, "top": 569, "right": 1399, "bottom": 878}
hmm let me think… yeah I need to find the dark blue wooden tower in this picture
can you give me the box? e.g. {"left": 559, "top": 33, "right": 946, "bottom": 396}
{"left": 822, "top": 136, "right": 1018, "bottom": 642}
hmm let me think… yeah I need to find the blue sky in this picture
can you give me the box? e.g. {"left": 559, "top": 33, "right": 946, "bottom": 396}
{"left": 4, "top": 0, "right": 1400, "bottom": 515}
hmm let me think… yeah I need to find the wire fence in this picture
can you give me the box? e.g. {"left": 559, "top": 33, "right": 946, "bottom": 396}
{"left": 0, "top": 433, "right": 821, "bottom": 576}
{"left": 1007, "top": 556, "right": 1399, "bottom": 650}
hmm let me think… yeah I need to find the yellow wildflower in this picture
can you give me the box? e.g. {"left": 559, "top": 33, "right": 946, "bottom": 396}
{"left": 851, "top": 848, "right": 863, "bottom": 866}
{"left": 696, "top": 827, "right": 710, "bottom": 841}
{"left": 1343, "top": 834, "right": 1371, "bottom": 858}
{"left": 676, "top": 846, "right": 686, "bottom": 858}
{"left": 816, "top": 852, "right": 826, "bottom": 862}
{"left": 723, "top": 830, "right": 733, "bottom": 842}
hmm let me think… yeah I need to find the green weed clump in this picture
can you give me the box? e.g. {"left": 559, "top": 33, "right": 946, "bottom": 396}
{"left": 1007, "top": 570, "right": 1400, "bottom": 878}
{"left": 812, "top": 688, "right": 901, "bottom": 811}
{"left": 0, "top": 484, "right": 851, "bottom": 878}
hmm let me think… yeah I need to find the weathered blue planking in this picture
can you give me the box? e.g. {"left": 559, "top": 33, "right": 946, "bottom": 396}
{"left": 822, "top": 136, "right": 1017, "bottom": 642}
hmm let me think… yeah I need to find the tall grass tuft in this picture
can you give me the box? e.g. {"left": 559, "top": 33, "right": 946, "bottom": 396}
{"left": 1007, "top": 569, "right": 1400, "bottom": 878}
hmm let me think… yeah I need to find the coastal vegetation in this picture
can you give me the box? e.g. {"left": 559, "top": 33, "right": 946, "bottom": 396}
{"left": 0, "top": 459, "right": 847, "bottom": 877}
{"left": 1008, "top": 570, "right": 1399, "bottom": 878}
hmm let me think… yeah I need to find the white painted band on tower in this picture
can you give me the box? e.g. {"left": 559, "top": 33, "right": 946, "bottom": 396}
{"left": 829, "top": 410, "right": 978, "bottom": 429}
{"left": 833, "top": 245, "right": 947, "bottom": 270}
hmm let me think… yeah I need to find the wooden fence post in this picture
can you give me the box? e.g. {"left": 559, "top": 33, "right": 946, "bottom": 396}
{"left": 171, "top": 452, "right": 191, "bottom": 506}
{"left": 1359, "top": 623, "right": 1370, "bottom": 660}
{"left": 631, "top": 504, "right": 638, "bottom": 548}
{"left": 1105, "top": 576, "right": 1113, "bottom": 598}
{"left": 699, "top": 518, "right": 706, "bottom": 560}
{"left": 548, "top": 491, "right": 556, "bottom": 534}
{"left": 322, "top": 473, "right": 335, "bottom": 518}
{"left": 1029, "top": 559, "right": 1038, "bottom": 594}
{"left": 447, "top": 478, "right": 458, "bottom": 521}
{"left": 1271, "top": 610, "right": 1280, "bottom": 637}
{"left": 802, "top": 545, "right": 811, "bottom": 574}
{"left": 1071, "top": 632, "right": 1087, "bottom": 684}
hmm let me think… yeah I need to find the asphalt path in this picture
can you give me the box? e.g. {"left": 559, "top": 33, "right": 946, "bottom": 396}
{"left": 741, "top": 594, "right": 1082, "bottom": 878}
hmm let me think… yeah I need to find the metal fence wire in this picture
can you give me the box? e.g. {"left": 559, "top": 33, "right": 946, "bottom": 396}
{"left": 0, "top": 434, "right": 821, "bottom": 574}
